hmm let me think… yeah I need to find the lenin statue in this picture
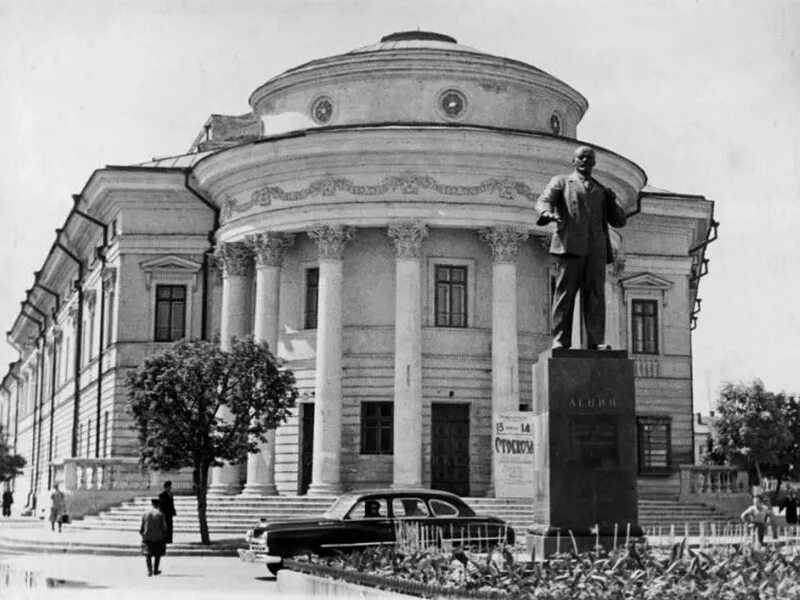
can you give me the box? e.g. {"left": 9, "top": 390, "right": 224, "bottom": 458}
{"left": 535, "top": 146, "right": 627, "bottom": 350}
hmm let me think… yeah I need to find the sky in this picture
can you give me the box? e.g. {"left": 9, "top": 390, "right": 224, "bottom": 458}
{"left": 0, "top": 0, "right": 798, "bottom": 414}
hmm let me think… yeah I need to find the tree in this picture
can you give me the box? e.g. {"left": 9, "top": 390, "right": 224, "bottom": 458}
{"left": 127, "top": 337, "right": 297, "bottom": 544}
{"left": 710, "top": 379, "right": 794, "bottom": 493}
{"left": 0, "top": 425, "right": 25, "bottom": 484}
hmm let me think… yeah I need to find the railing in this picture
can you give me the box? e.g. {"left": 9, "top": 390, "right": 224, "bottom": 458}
{"left": 634, "top": 358, "right": 659, "bottom": 378}
{"left": 53, "top": 457, "right": 149, "bottom": 492}
{"left": 679, "top": 465, "right": 748, "bottom": 496}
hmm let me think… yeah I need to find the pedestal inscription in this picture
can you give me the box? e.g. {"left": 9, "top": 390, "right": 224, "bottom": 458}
{"left": 527, "top": 348, "right": 642, "bottom": 556}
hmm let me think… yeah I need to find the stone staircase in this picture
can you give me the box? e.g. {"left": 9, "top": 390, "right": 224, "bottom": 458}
{"left": 74, "top": 495, "right": 736, "bottom": 539}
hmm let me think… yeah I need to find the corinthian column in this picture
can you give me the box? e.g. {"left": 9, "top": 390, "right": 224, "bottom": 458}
{"left": 479, "top": 227, "right": 529, "bottom": 414}
{"left": 242, "top": 233, "right": 294, "bottom": 497}
{"left": 388, "top": 222, "right": 428, "bottom": 488}
{"left": 306, "top": 225, "right": 354, "bottom": 495}
{"left": 209, "top": 241, "right": 252, "bottom": 495}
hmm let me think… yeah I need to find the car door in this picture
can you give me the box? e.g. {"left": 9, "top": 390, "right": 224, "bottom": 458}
{"left": 326, "top": 497, "right": 393, "bottom": 552}
{"left": 427, "top": 497, "right": 507, "bottom": 551}
{"left": 391, "top": 496, "right": 434, "bottom": 550}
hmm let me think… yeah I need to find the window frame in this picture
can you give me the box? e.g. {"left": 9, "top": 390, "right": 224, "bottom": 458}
{"left": 153, "top": 284, "right": 188, "bottom": 343}
{"left": 631, "top": 299, "right": 659, "bottom": 355}
{"left": 360, "top": 401, "right": 394, "bottom": 455}
{"left": 620, "top": 272, "right": 673, "bottom": 357}
{"left": 637, "top": 416, "right": 672, "bottom": 476}
{"left": 303, "top": 266, "right": 320, "bottom": 330}
{"left": 427, "top": 258, "right": 475, "bottom": 329}
{"left": 140, "top": 255, "right": 201, "bottom": 342}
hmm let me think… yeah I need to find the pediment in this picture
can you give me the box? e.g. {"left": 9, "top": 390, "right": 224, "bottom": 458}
{"left": 140, "top": 255, "right": 202, "bottom": 273}
{"left": 619, "top": 272, "right": 673, "bottom": 291}
{"left": 140, "top": 255, "right": 203, "bottom": 290}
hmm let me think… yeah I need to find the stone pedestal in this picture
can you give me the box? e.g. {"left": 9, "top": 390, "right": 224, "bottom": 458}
{"left": 526, "top": 348, "right": 643, "bottom": 557}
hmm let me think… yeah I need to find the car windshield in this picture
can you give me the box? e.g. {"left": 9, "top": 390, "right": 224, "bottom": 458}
{"left": 323, "top": 494, "right": 361, "bottom": 519}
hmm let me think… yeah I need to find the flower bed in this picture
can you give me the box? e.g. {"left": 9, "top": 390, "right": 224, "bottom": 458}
{"left": 288, "top": 540, "right": 800, "bottom": 599}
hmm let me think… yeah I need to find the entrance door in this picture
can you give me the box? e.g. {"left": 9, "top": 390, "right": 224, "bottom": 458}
{"left": 298, "top": 403, "right": 314, "bottom": 495}
{"left": 431, "top": 403, "right": 470, "bottom": 497}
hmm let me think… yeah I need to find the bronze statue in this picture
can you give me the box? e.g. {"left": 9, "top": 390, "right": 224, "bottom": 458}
{"left": 535, "top": 146, "right": 627, "bottom": 350}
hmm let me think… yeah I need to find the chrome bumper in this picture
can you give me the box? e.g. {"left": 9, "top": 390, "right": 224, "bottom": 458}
{"left": 238, "top": 546, "right": 282, "bottom": 564}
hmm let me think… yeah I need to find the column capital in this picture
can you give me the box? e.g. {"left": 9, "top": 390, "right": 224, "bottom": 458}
{"left": 478, "top": 226, "right": 529, "bottom": 263}
{"left": 102, "top": 266, "right": 117, "bottom": 288}
{"left": 84, "top": 289, "right": 98, "bottom": 312}
{"left": 249, "top": 233, "right": 295, "bottom": 268}
{"left": 214, "top": 241, "right": 252, "bottom": 277}
{"left": 308, "top": 225, "right": 354, "bottom": 260}
{"left": 388, "top": 222, "right": 428, "bottom": 259}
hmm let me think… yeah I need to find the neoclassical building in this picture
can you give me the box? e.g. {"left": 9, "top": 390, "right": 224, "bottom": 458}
{"left": 0, "top": 31, "right": 715, "bottom": 512}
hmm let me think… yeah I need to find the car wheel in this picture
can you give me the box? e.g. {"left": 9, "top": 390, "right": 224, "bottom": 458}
{"left": 266, "top": 562, "right": 282, "bottom": 576}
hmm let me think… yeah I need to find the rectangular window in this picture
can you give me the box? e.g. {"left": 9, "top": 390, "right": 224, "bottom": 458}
{"left": 105, "top": 290, "right": 115, "bottom": 347}
{"left": 631, "top": 299, "right": 658, "bottom": 354}
{"left": 637, "top": 416, "right": 671, "bottom": 475}
{"left": 360, "top": 401, "right": 393, "bottom": 455}
{"left": 434, "top": 265, "right": 467, "bottom": 328}
{"left": 103, "top": 411, "right": 109, "bottom": 458}
{"left": 154, "top": 285, "right": 186, "bottom": 342}
{"left": 304, "top": 268, "right": 319, "bottom": 330}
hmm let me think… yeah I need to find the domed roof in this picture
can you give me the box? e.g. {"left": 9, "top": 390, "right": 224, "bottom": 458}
{"left": 347, "top": 30, "right": 478, "bottom": 54}
{"left": 249, "top": 31, "right": 589, "bottom": 137}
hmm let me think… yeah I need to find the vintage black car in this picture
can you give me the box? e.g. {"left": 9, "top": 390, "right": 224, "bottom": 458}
{"left": 238, "top": 488, "right": 515, "bottom": 574}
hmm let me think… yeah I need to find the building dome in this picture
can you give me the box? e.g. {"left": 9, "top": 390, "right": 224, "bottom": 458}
{"left": 250, "top": 31, "right": 588, "bottom": 137}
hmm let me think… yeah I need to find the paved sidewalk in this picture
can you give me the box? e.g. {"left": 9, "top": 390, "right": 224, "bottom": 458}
{"left": 0, "top": 517, "right": 244, "bottom": 556}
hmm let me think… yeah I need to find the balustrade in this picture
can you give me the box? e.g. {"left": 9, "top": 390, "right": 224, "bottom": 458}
{"left": 53, "top": 458, "right": 148, "bottom": 492}
{"left": 679, "top": 464, "right": 748, "bottom": 497}
{"left": 634, "top": 358, "right": 659, "bottom": 378}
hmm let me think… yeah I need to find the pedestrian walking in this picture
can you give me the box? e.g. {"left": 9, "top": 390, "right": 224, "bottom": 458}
{"left": 780, "top": 489, "right": 798, "bottom": 526}
{"left": 741, "top": 495, "right": 771, "bottom": 546}
{"left": 140, "top": 498, "right": 168, "bottom": 576}
{"left": 158, "top": 480, "right": 176, "bottom": 544}
{"left": 48, "top": 484, "right": 67, "bottom": 532}
{"left": 2, "top": 489, "right": 12, "bottom": 517}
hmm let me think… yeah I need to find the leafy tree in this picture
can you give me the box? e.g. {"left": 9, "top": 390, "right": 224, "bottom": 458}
{"left": 0, "top": 425, "right": 25, "bottom": 484}
{"left": 127, "top": 337, "right": 297, "bottom": 544}
{"left": 710, "top": 380, "right": 794, "bottom": 492}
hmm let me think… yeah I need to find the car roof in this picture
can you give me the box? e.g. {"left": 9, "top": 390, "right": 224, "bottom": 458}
{"left": 339, "top": 488, "right": 465, "bottom": 501}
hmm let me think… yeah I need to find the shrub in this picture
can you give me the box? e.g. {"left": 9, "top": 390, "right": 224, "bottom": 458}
{"left": 291, "top": 540, "right": 800, "bottom": 599}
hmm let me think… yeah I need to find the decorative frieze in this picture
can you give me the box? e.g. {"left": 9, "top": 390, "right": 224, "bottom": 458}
{"left": 308, "top": 225, "right": 354, "bottom": 260}
{"left": 478, "top": 226, "right": 529, "bottom": 263}
{"left": 214, "top": 241, "right": 252, "bottom": 277}
{"left": 388, "top": 222, "right": 428, "bottom": 259}
{"left": 249, "top": 233, "right": 295, "bottom": 268}
{"left": 222, "top": 173, "right": 538, "bottom": 221}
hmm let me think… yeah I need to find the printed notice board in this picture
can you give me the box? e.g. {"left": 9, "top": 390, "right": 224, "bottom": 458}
{"left": 492, "top": 412, "right": 535, "bottom": 498}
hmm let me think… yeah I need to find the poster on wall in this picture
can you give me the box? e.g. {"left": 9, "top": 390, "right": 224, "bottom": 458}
{"left": 492, "top": 412, "right": 535, "bottom": 498}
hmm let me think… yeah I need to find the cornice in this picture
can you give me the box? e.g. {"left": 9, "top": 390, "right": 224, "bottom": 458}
{"left": 191, "top": 127, "right": 646, "bottom": 200}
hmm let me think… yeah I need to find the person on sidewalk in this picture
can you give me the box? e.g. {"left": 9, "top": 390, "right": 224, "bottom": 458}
{"left": 2, "top": 489, "right": 12, "bottom": 517}
{"left": 780, "top": 489, "right": 798, "bottom": 528}
{"left": 158, "top": 480, "right": 176, "bottom": 544}
{"left": 741, "top": 495, "right": 771, "bottom": 546}
{"left": 140, "top": 498, "right": 168, "bottom": 576}
{"left": 48, "top": 484, "right": 67, "bottom": 532}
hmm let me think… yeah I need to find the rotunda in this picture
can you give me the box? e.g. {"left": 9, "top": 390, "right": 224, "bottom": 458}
{"left": 190, "top": 31, "right": 646, "bottom": 497}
